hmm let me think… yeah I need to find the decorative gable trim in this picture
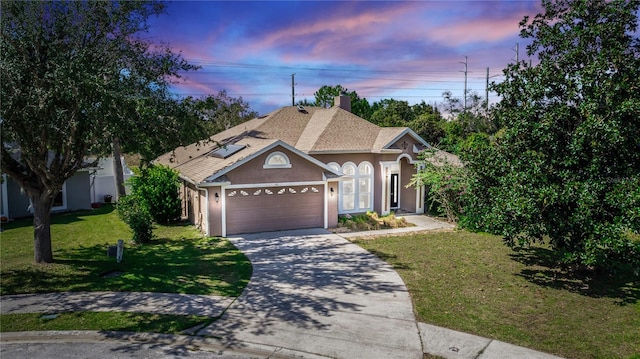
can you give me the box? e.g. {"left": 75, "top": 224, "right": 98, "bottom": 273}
{"left": 382, "top": 128, "right": 429, "bottom": 149}
{"left": 200, "top": 140, "right": 342, "bottom": 185}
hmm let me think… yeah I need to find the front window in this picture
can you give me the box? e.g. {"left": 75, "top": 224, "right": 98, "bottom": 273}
{"left": 338, "top": 161, "right": 373, "bottom": 213}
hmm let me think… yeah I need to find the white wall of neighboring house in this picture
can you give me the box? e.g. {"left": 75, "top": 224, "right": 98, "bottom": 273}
{"left": 1, "top": 174, "right": 9, "bottom": 220}
{"left": 90, "top": 157, "right": 134, "bottom": 203}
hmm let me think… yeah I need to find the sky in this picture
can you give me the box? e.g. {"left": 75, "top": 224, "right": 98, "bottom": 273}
{"left": 147, "top": 0, "right": 543, "bottom": 115}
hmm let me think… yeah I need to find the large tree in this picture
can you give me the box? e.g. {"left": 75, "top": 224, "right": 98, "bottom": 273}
{"left": 463, "top": 0, "right": 640, "bottom": 271}
{"left": 305, "top": 85, "right": 372, "bottom": 120}
{"left": 1, "top": 1, "right": 195, "bottom": 263}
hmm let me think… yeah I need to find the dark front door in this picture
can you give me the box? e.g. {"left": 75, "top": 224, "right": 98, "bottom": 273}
{"left": 390, "top": 173, "right": 399, "bottom": 208}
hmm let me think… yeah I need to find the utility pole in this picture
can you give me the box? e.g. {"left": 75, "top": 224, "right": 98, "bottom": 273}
{"left": 512, "top": 42, "right": 519, "bottom": 63}
{"left": 485, "top": 67, "right": 489, "bottom": 110}
{"left": 291, "top": 73, "right": 295, "bottom": 106}
{"left": 460, "top": 56, "right": 468, "bottom": 110}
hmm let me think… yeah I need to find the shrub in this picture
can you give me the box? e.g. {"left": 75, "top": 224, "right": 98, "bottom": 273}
{"left": 409, "top": 149, "right": 468, "bottom": 222}
{"left": 337, "top": 211, "right": 409, "bottom": 231}
{"left": 131, "top": 165, "right": 181, "bottom": 224}
{"left": 117, "top": 194, "right": 153, "bottom": 244}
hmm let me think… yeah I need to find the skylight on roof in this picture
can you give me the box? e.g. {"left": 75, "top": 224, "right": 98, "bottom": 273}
{"left": 209, "top": 144, "right": 246, "bottom": 159}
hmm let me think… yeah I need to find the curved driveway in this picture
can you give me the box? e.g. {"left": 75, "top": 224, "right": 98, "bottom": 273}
{"left": 196, "top": 228, "right": 423, "bottom": 359}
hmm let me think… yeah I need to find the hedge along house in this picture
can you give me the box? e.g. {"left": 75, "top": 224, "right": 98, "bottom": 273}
{"left": 156, "top": 96, "right": 449, "bottom": 237}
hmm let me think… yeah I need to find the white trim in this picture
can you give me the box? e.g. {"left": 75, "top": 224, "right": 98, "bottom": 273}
{"left": 379, "top": 161, "right": 400, "bottom": 215}
{"left": 415, "top": 163, "right": 425, "bottom": 213}
{"left": 197, "top": 181, "right": 231, "bottom": 188}
{"left": 1, "top": 174, "right": 8, "bottom": 218}
{"left": 263, "top": 151, "right": 292, "bottom": 169}
{"left": 203, "top": 140, "right": 341, "bottom": 183}
{"left": 397, "top": 153, "right": 415, "bottom": 164}
{"left": 51, "top": 182, "right": 67, "bottom": 211}
{"left": 199, "top": 188, "right": 210, "bottom": 237}
{"left": 382, "top": 128, "right": 429, "bottom": 149}
{"left": 225, "top": 180, "right": 326, "bottom": 189}
{"left": 221, "top": 186, "right": 227, "bottom": 237}
{"left": 324, "top": 182, "right": 328, "bottom": 229}
{"left": 336, "top": 161, "right": 374, "bottom": 214}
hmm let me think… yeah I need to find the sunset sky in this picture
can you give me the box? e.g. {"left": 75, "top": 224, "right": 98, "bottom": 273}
{"left": 147, "top": 0, "right": 543, "bottom": 114}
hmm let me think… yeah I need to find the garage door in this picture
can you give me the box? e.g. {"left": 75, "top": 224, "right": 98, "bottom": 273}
{"left": 225, "top": 185, "right": 324, "bottom": 235}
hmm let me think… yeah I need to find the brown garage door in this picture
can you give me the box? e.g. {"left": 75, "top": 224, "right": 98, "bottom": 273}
{"left": 225, "top": 185, "right": 324, "bottom": 235}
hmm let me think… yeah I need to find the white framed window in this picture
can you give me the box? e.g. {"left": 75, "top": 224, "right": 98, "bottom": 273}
{"left": 263, "top": 151, "right": 292, "bottom": 169}
{"left": 51, "top": 182, "right": 67, "bottom": 211}
{"left": 29, "top": 182, "right": 67, "bottom": 212}
{"left": 358, "top": 162, "right": 373, "bottom": 210}
{"left": 338, "top": 161, "right": 373, "bottom": 213}
{"left": 341, "top": 162, "right": 356, "bottom": 211}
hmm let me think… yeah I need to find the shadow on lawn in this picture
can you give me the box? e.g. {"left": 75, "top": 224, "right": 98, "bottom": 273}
{"left": 510, "top": 247, "right": 640, "bottom": 305}
{"left": 0, "top": 204, "right": 116, "bottom": 230}
{"left": 363, "top": 248, "right": 412, "bottom": 271}
{"left": 1, "top": 236, "right": 251, "bottom": 297}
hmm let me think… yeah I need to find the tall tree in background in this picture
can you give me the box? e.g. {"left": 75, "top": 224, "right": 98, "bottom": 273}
{"left": 1, "top": 1, "right": 196, "bottom": 263}
{"left": 191, "top": 91, "right": 258, "bottom": 135}
{"left": 464, "top": 0, "right": 640, "bottom": 271}
{"left": 306, "top": 85, "right": 372, "bottom": 120}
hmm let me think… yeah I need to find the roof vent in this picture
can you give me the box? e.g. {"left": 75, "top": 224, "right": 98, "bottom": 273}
{"left": 297, "top": 105, "right": 306, "bottom": 112}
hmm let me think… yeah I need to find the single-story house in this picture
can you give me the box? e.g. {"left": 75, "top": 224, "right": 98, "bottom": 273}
{"left": 156, "top": 96, "right": 456, "bottom": 237}
{"left": 0, "top": 156, "right": 132, "bottom": 220}
{"left": 88, "top": 157, "right": 134, "bottom": 204}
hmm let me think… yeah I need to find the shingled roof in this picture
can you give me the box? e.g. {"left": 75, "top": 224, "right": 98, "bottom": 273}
{"left": 155, "top": 104, "right": 427, "bottom": 184}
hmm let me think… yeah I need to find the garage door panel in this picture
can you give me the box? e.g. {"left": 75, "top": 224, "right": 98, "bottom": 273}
{"left": 226, "top": 185, "right": 324, "bottom": 235}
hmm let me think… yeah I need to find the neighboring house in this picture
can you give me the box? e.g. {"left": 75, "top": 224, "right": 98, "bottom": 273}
{"left": 156, "top": 96, "right": 458, "bottom": 237}
{"left": 0, "top": 170, "right": 93, "bottom": 219}
{"left": 89, "top": 157, "right": 134, "bottom": 203}
{"left": 0, "top": 156, "right": 132, "bottom": 220}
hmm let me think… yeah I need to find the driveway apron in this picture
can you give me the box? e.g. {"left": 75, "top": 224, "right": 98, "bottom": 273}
{"left": 198, "top": 228, "right": 423, "bottom": 359}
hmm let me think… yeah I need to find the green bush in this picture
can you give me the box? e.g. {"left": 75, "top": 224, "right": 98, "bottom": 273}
{"left": 337, "top": 212, "right": 408, "bottom": 231}
{"left": 116, "top": 195, "right": 153, "bottom": 244}
{"left": 409, "top": 149, "right": 468, "bottom": 222}
{"left": 131, "top": 165, "right": 181, "bottom": 224}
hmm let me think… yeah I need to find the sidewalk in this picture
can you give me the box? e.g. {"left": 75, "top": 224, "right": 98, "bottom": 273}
{"left": 0, "top": 215, "right": 563, "bottom": 359}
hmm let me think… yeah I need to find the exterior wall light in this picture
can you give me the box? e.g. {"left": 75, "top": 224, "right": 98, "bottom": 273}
{"left": 330, "top": 187, "right": 334, "bottom": 196}
{"left": 215, "top": 193, "right": 220, "bottom": 203}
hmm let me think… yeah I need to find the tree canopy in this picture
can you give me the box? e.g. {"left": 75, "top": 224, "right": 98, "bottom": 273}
{"left": 463, "top": 0, "right": 640, "bottom": 271}
{"left": 300, "top": 84, "right": 372, "bottom": 120}
{"left": 0, "top": 1, "right": 196, "bottom": 262}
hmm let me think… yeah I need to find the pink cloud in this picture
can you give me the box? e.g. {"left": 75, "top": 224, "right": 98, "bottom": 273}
{"left": 425, "top": 13, "right": 526, "bottom": 46}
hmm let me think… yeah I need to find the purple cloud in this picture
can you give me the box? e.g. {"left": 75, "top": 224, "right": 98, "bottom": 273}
{"left": 149, "top": 1, "right": 542, "bottom": 113}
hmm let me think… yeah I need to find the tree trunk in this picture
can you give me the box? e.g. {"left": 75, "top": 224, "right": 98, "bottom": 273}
{"left": 32, "top": 194, "right": 54, "bottom": 263}
{"left": 112, "top": 137, "right": 126, "bottom": 200}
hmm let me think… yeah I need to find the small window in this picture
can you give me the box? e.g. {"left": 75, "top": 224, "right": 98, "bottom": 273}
{"left": 264, "top": 151, "right": 292, "bottom": 169}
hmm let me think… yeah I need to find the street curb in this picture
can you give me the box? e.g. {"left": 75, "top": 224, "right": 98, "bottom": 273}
{"left": 0, "top": 330, "right": 332, "bottom": 359}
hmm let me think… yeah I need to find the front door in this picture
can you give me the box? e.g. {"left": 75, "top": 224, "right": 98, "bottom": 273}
{"left": 390, "top": 173, "right": 399, "bottom": 208}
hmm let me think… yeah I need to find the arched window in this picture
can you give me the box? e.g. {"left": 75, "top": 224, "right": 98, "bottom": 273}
{"left": 358, "top": 162, "right": 373, "bottom": 210}
{"left": 338, "top": 161, "right": 373, "bottom": 213}
{"left": 327, "top": 162, "right": 340, "bottom": 173}
{"left": 264, "top": 151, "right": 291, "bottom": 169}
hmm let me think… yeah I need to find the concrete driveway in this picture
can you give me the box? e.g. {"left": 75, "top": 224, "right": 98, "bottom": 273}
{"left": 196, "top": 228, "right": 423, "bottom": 359}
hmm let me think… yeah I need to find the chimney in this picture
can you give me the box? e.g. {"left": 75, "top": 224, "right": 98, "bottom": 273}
{"left": 334, "top": 95, "right": 351, "bottom": 112}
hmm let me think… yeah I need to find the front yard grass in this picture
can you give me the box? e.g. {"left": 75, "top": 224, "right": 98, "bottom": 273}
{"left": 0, "top": 204, "right": 252, "bottom": 296}
{"left": 354, "top": 230, "right": 640, "bottom": 359}
{"left": 0, "top": 312, "right": 210, "bottom": 334}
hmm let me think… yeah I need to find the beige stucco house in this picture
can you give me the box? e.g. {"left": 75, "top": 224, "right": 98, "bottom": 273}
{"left": 156, "top": 96, "right": 450, "bottom": 236}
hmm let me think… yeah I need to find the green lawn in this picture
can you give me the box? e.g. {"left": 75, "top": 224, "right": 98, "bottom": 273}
{"left": 0, "top": 205, "right": 251, "bottom": 296}
{"left": 0, "top": 312, "right": 211, "bottom": 334}
{"left": 354, "top": 230, "right": 640, "bottom": 359}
